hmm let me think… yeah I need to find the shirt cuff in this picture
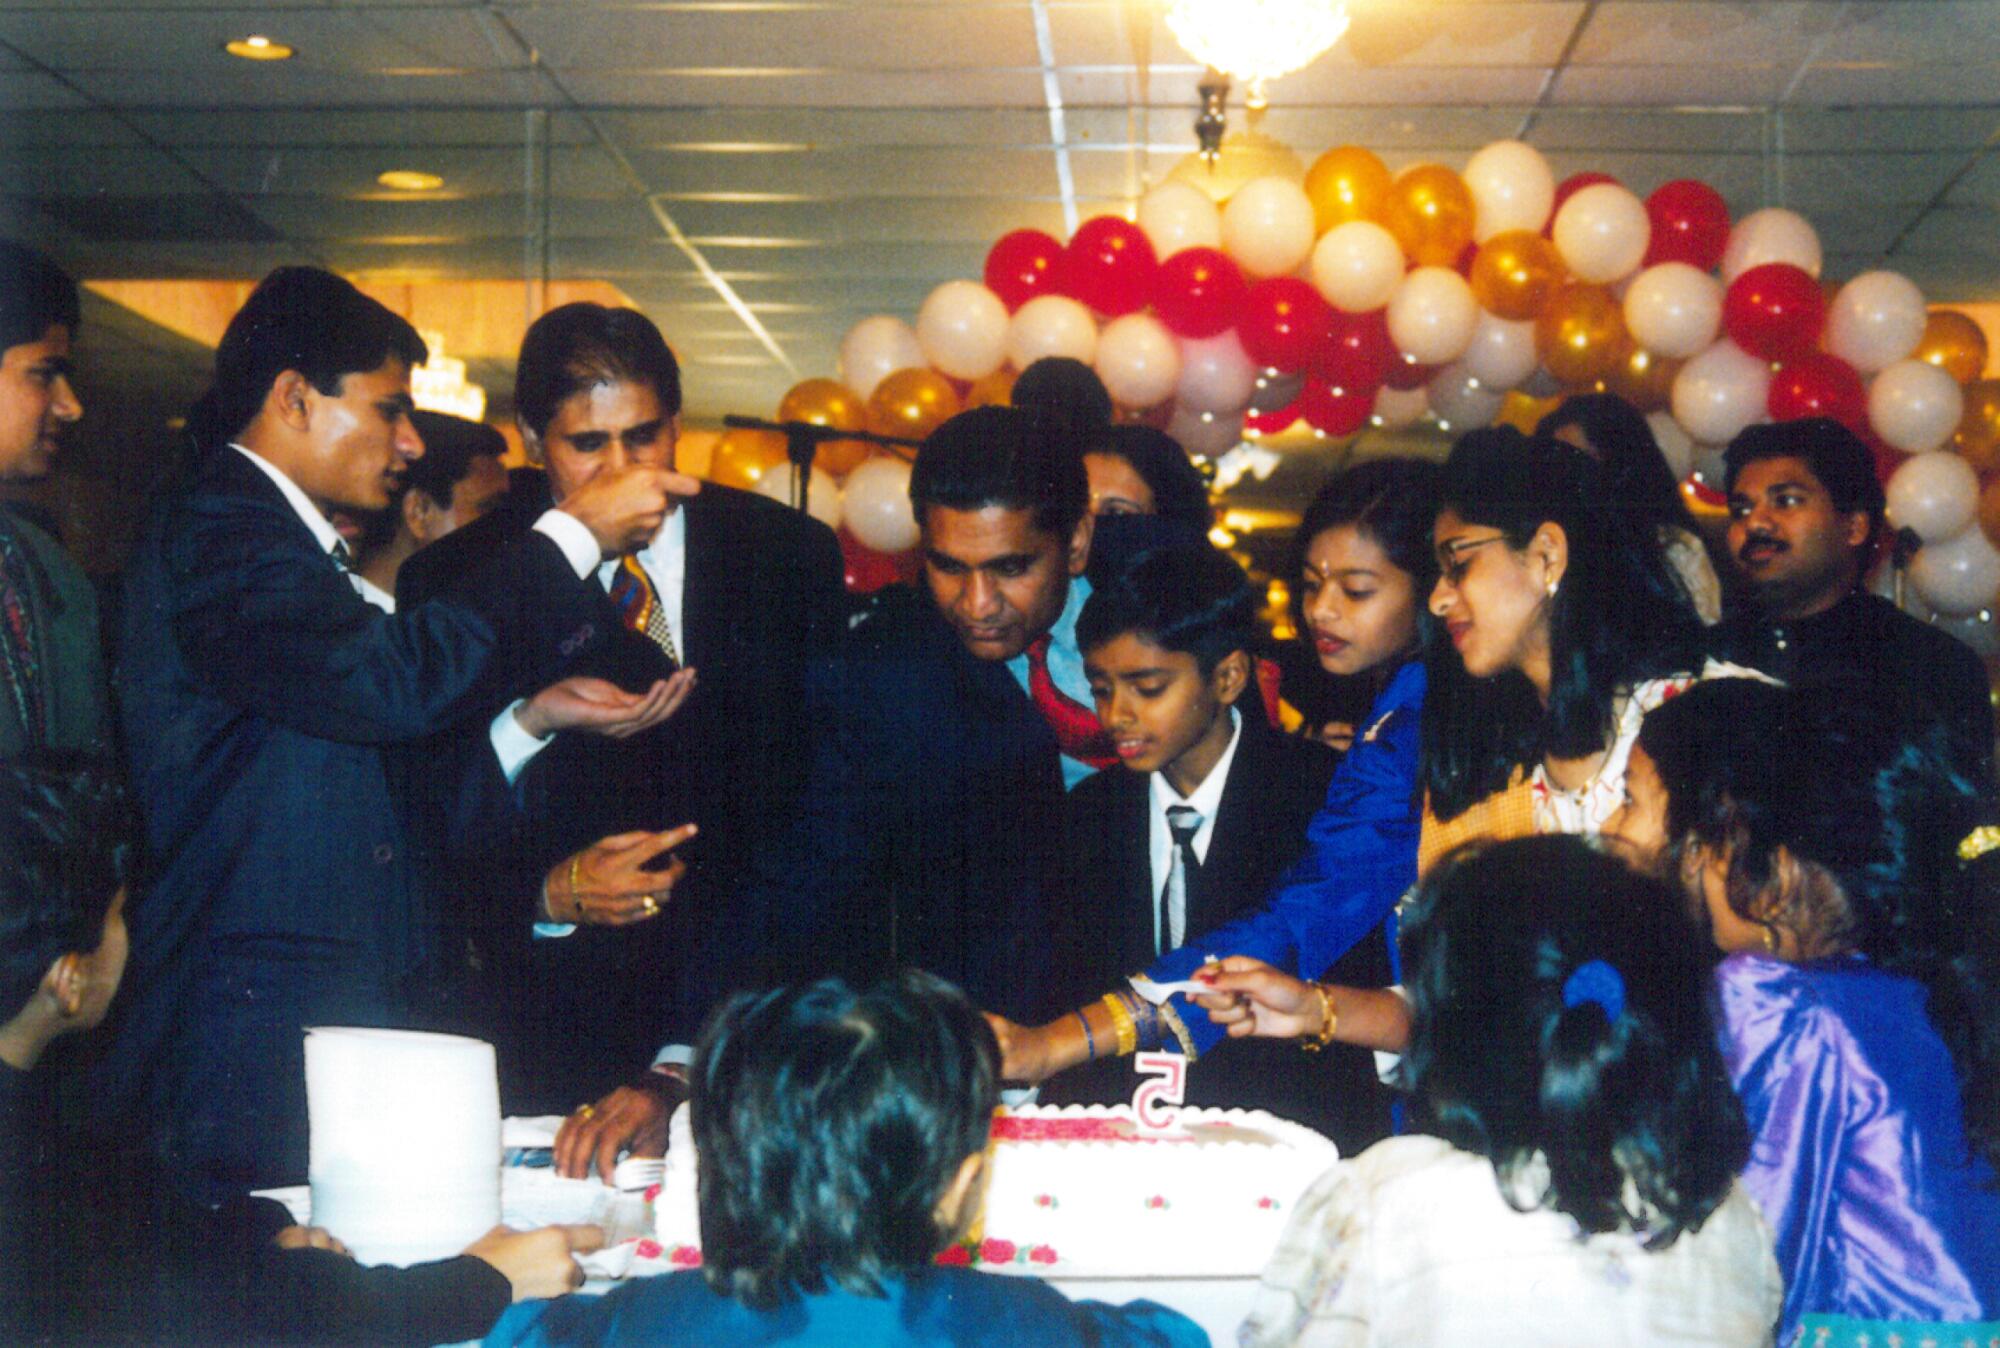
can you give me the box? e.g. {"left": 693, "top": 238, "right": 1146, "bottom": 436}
{"left": 532, "top": 508, "right": 603, "bottom": 580}
{"left": 533, "top": 922, "right": 577, "bottom": 939}
{"left": 490, "top": 700, "right": 554, "bottom": 786}
{"left": 651, "top": 1044, "right": 694, "bottom": 1069}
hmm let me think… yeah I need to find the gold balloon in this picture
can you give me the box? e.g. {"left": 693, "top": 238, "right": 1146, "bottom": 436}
{"left": 1379, "top": 164, "right": 1476, "bottom": 269}
{"left": 1496, "top": 391, "right": 1562, "bottom": 435}
{"left": 866, "top": 367, "right": 962, "bottom": 441}
{"left": 708, "top": 428, "right": 787, "bottom": 490}
{"left": 1304, "top": 145, "right": 1393, "bottom": 233}
{"left": 963, "top": 366, "right": 1017, "bottom": 410}
{"left": 1468, "top": 230, "right": 1564, "bottom": 322}
{"left": 1980, "top": 475, "right": 2000, "bottom": 550}
{"left": 1536, "top": 284, "right": 1629, "bottom": 389}
{"left": 1916, "top": 310, "right": 1990, "bottom": 385}
{"left": 777, "top": 377, "right": 872, "bottom": 476}
{"left": 1604, "top": 346, "right": 1682, "bottom": 414}
{"left": 1955, "top": 379, "right": 2000, "bottom": 473}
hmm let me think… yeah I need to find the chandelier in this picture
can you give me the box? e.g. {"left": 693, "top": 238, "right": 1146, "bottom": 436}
{"left": 1164, "top": 0, "right": 1350, "bottom": 106}
{"left": 411, "top": 331, "right": 488, "bottom": 422}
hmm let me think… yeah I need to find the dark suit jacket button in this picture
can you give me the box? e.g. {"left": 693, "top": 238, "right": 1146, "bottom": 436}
{"left": 373, "top": 843, "right": 395, "bottom": 864}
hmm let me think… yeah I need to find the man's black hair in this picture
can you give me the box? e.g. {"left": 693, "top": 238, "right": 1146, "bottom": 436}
{"left": 910, "top": 404, "right": 1089, "bottom": 541}
{"left": 1011, "top": 356, "right": 1112, "bottom": 440}
{"left": 0, "top": 754, "right": 129, "bottom": 1014}
{"left": 1722, "top": 418, "right": 1886, "bottom": 548}
{"left": 690, "top": 970, "right": 999, "bottom": 1310}
{"left": 1077, "top": 544, "right": 1256, "bottom": 677}
{"left": 514, "top": 303, "right": 682, "bottom": 440}
{"left": 403, "top": 411, "right": 506, "bottom": 510}
{"left": 0, "top": 242, "right": 80, "bottom": 352}
{"left": 186, "top": 266, "right": 427, "bottom": 451}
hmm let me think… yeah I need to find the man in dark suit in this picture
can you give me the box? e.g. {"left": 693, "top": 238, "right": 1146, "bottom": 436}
{"left": 397, "top": 303, "right": 845, "bottom": 1114}
{"left": 108, "top": 268, "right": 694, "bottom": 1197}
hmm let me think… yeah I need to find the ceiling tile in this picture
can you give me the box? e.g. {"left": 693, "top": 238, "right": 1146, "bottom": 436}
{"left": 1571, "top": 3, "right": 1827, "bottom": 67}
{"left": 556, "top": 67, "right": 1047, "bottom": 108}
{"left": 510, "top": 4, "right": 1040, "bottom": 71}
{"left": 628, "top": 146, "right": 1061, "bottom": 200}
{"left": 0, "top": 8, "right": 522, "bottom": 72}
{"left": 1550, "top": 63, "right": 1791, "bottom": 106}
{"left": 61, "top": 65, "right": 557, "bottom": 108}
{"left": 1792, "top": 61, "right": 2000, "bottom": 105}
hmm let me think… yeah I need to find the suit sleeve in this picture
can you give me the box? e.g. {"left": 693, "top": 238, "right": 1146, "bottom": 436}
{"left": 167, "top": 492, "right": 591, "bottom": 744}
{"left": 1147, "top": 704, "right": 1421, "bottom": 1056}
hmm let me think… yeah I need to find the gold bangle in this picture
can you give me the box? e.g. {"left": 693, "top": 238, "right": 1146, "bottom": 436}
{"left": 1099, "top": 992, "right": 1138, "bottom": 1058}
{"left": 567, "top": 854, "right": 584, "bottom": 923}
{"left": 1300, "top": 983, "right": 1339, "bottom": 1053}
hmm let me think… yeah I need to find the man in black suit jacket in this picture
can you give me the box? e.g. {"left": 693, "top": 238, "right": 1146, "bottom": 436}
{"left": 108, "top": 269, "right": 693, "bottom": 1197}
{"left": 397, "top": 303, "right": 845, "bottom": 1113}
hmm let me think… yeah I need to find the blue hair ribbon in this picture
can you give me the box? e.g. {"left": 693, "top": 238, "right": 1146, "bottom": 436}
{"left": 1562, "top": 959, "right": 1625, "bottom": 1024}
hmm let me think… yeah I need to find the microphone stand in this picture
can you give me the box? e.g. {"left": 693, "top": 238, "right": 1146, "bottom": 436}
{"left": 721, "top": 415, "right": 922, "bottom": 516}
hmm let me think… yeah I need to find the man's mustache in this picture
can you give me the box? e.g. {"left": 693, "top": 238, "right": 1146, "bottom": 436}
{"left": 1737, "top": 533, "right": 1787, "bottom": 560}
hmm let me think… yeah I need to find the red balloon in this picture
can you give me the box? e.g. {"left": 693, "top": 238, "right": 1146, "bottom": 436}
{"left": 1383, "top": 352, "right": 1440, "bottom": 392}
{"left": 1452, "top": 241, "right": 1478, "bottom": 279}
{"left": 1058, "top": 215, "right": 1159, "bottom": 317}
{"left": 1236, "top": 277, "right": 1332, "bottom": 375}
{"left": 1313, "top": 308, "right": 1395, "bottom": 393}
{"left": 1548, "top": 172, "right": 1620, "bottom": 238}
{"left": 1724, "top": 262, "right": 1826, "bottom": 362}
{"left": 1299, "top": 379, "right": 1377, "bottom": 436}
{"left": 1645, "top": 180, "right": 1730, "bottom": 271}
{"left": 1151, "top": 246, "right": 1247, "bottom": 339}
{"left": 1245, "top": 397, "right": 1302, "bottom": 436}
{"left": 1768, "top": 352, "right": 1867, "bottom": 434}
{"left": 984, "top": 229, "right": 1063, "bottom": 311}
{"left": 838, "top": 529, "right": 918, "bottom": 594}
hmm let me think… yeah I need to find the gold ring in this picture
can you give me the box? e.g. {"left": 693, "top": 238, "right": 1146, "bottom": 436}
{"left": 576, "top": 1103, "right": 596, "bottom": 1120}
{"left": 641, "top": 895, "right": 659, "bottom": 916}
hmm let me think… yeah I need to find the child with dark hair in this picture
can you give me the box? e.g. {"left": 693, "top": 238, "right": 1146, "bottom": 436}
{"left": 485, "top": 971, "right": 1203, "bottom": 1347}
{"left": 1239, "top": 836, "right": 1779, "bottom": 1345}
{"left": 1606, "top": 680, "right": 2000, "bottom": 1337}
{"left": 0, "top": 755, "right": 594, "bottom": 1345}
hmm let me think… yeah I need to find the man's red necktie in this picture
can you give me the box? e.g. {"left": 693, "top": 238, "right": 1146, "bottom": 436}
{"left": 1025, "top": 635, "right": 1118, "bottom": 769}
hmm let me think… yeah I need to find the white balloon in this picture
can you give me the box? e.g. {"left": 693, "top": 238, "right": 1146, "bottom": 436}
{"left": 1672, "top": 339, "right": 1771, "bottom": 446}
{"left": 1220, "top": 176, "right": 1318, "bottom": 280}
{"left": 1427, "top": 363, "right": 1505, "bottom": 430}
{"left": 1886, "top": 449, "right": 1980, "bottom": 544}
{"left": 1719, "top": 208, "right": 1821, "bottom": 284}
{"left": 1252, "top": 370, "right": 1305, "bottom": 415}
{"left": 915, "top": 280, "right": 1008, "bottom": 381}
{"left": 1870, "top": 358, "right": 1966, "bottom": 454}
{"left": 840, "top": 455, "right": 919, "bottom": 553}
{"left": 753, "top": 462, "right": 842, "bottom": 532}
{"left": 1006, "top": 294, "right": 1098, "bottom": 369}
{"left": 1645, "top": 410, "right": 1696, "bottom": 480}
{"left": 1175, "top": 330, "right": 1258, "bottom": 415}
{"left": 1462, "top": 139, "right": 1555, "bottom": 242}
{"left": 1690, "top": 444, "right": 1731, "bottom": 489}
{"left": 1138, "top": 181, "right": 1222, "bottom": 258}
{"left": 1460, "top": 311, "right": 1538, "bottom": 390}
{"left": 1166, "top": 403, "right": 1245, "bottom": 457}
{"left": 1910, "top": 527, "right": 2000, "bottom": 617}
{"left": 1623, "top": 263, "right": 1724, "bottom": 360}
{"left": 1826, "top": 270, "right": 1928, "bottom": 374}
{"left": 1371, "top": 384, "right": 1429, "bottom": 431}
{"left": 1309, "top": 220, "right": 1405, "bottom": 314}
{"left": 1386, "top": 267, "right": 1479, "bottom": 366}
{"left": 1551, "top": 183, "right": 1650, "bottom": 285}
{"left": 1094, "top": 313, "right": 1182, "bottom": 409}
{"left": 838, "top": 316, "right": 925, "bottom": 403}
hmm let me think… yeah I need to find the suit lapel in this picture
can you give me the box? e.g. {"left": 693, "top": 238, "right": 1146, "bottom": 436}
{"left": 676, "top": 494, "right": 713, "bottom": 670}
{"left": 1188, "top": 719, "right": 1266, "bottom": 938}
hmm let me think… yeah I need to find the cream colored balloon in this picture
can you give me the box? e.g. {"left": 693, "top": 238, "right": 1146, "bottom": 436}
{"left": 1885, "top": 449, "right": 1979, "bottom": 543}
{"left": 915, "top": 280, "right": 1009, "bottom": 381}
{"left": 753, "top": 462, "right": 843, "bottom": 532}
{"left": 1460, "top": 311, "right": 1538, "bottom": 391}
{"left": 1138, "top": 181, "right": 1223, "bottom": 258}
{"left": 1719, "top": 208, "right": 1821, "bottom": 284}
{"left": 1623, "top": 263, "right": 1724, "bottom": 360}
{"left": 1309, "top": 220, "right": 1405, "bottom": 314}
{"left": 838, "top": 316, "right": 924, "bottom": 403}
{"left": 1671, "top": 339, "right": 1770, "bottom": 446}
{"left": 840, "top": 455, "right": 920, "bottom": 553}
{"left": 1551, "top": 183, "right": 1651, "bottom": 285}
{"left": 1646, "top": 410, "right": 1696, "bottom": 480}
{"left": 1909, "top": 527, "right": 2000, "bottom": 617}
{"left": 1221, "top": 176, "right": 1318, "bottom": 280}
{"left": 1175, "top": 330, "right": 1259, "bottom": 415}
{"left": 1372, "top": 384, "right": 1429, "bottom": 431}
{"left": 1094, "top": 313, "right": 1183, "bottom": 409}
{"left": 1386, "top": 267, "right": 1479, "bottom": 366}
{"left": 1826, "top": 271, "right": 1928, "bottom": 375}
{"left": 1005, "top": 294, "right": 1098, "bottom": 369}
{"left": 1869, "top": 358, "right": 1965, "bottom": 454}
{"left": 1166, "top": 403, "right": 1245, "bottom": 457}
{"left": 1427, "top": 364, "right": 1505, "bottom": 430}
{"left": 1463, "top": 139, "right": 1556, "bottom": 242}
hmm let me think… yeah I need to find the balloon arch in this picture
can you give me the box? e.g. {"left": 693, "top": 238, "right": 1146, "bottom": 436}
{"left": 705, "top": 139, "right": 2000, "bottom": 622}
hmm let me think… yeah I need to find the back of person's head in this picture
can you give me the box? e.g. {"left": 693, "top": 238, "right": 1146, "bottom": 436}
{"left": 1293, "top": 455, "right": 1444, "bottom": 623}
{"left": 0, "top": 242, "right": 80, "bottom": 350}
{"left": 0, "top": 755, "right": 128, "bottom": 1015}
{"left": 514, "top": 302, "right": 682, "bottom": 441}
{"left": 911, "top": 404, "right": 1089, "bottom": 541}
{"left": 403, "top": 411, "right": 506, "bottom": 509}
{"left": 1723, "top": 418, "right": 1885, "bottom": 544}
{"left": 1536, "top": 393, "right": 1691, "bottom": 534}
{"left": 1084, "top": 423, "right": 1213, "bottom": 534}
{"left": 1425, "top": 427, "right": 1705, "bottom": 811}
{"left": 190, "top": 267, "right": 426, "bottom": 452}
{"left": 1077, "top": 544, "right": 1256, "bottom": 675}
{"left": 1011, "top": 356, "right": 1112, "bottom": 439}
{"left": 690, "top": 970, "right": 1000, "bottom": 1309}
{"left": 1640, "top": 679, "right": 2000, "bottom": 1171}
{"left": 1399, "top": 835, "right": 1747, "bottom": 1245}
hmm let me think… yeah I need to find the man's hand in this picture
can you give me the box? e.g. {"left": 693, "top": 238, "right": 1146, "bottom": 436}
{"left": 557, "top": 464, "right": 700, "bottom": 556}
{"left": 1189, "top": 956, "right": 1320, "bottom": 1040}
{"left": 984, "top": 1013, "right": 1056, "bottom": 1085}
{"left": 515, "top": 671, "right": 696, "bottom": 741}
{"left": 462, "top": 1224, "right": 604, "bottom": 1302}
{"left": 541, "top": 826, "right": 696, "bottom": 927}
{"left": 554, "top": 1079, "right": 680, "bottom": 1183}
{"left": 274, "top": 1225, "right": 352, "bottom": 1257}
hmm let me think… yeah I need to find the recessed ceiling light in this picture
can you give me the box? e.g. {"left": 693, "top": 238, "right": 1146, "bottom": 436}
{"left": 376, "top": 170, "right": 445, "bottom": 192}
{"left": 225, "top": 35, "right": 294, "bottom": 60}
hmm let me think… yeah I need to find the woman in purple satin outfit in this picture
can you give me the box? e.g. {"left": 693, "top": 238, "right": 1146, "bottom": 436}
{"left": 1605, "top": 679, "right": 2000, "bottom": 1341}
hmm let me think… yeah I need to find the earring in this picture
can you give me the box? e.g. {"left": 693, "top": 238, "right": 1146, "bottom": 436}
{"left": 1545, "top": 577, "right": 1559, "bottom": 600}
{"left": 1759, "top": 921, "right": 1782, "bottom": 957}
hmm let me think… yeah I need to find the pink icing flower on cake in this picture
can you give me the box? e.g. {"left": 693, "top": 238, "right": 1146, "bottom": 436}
{"left": 935, "top": 1244, "right": 972, "bottom": 1266}
{"left": 1144, "top": 1195, "right": 1169, "bottom": 1210}
{"left": 1027, "top": 1245, "right": 1058, "bottom": 1266}
{"left": 1257, "top": 1197, "right": 1278, "bottom": 1210}
{"left": 1033, "top": 1193, "right": 1057, "bottom": 1209}
{"left": 669, "top": 1245, "right": 703, "bottom": 1268}
{"left": 634, "top": 1238, "right": 664, "bottom": 1260}
{"left": 979, "top": 1238, "right": 1018, "bottom": 1264}
{"left": 642, "top": 1183, "right": 663, "bottom": 1204}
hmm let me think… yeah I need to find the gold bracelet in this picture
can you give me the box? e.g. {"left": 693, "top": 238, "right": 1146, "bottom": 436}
{"left": 1099, "top": 992, "right": 1138, "bottom": 1058}
{"left": 1300, "top": 983, "right": 1339, "bottom": 1053}
{"left": 567, "top": 855, "right": 585, "bottom": 923}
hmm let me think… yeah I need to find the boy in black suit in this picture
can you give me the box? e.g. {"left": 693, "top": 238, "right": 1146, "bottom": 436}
{"left": 1047, "top": 545, "right": 1390, "bottom": 1150}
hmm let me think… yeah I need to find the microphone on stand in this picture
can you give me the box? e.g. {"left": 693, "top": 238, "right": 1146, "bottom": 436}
{"left": 721, "top": 415, "right": 922, "bottom": 516}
